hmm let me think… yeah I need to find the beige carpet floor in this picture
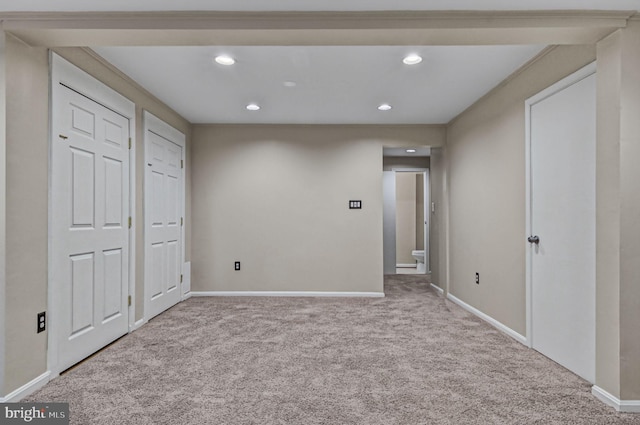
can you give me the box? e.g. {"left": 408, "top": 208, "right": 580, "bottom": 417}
{"left": 27, "top": 275, "right": 640, "bottom": 424}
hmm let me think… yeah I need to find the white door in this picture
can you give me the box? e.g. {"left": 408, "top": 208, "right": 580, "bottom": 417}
{"left": 144, "top": 113, "right": 184, "bottom": 320}
{"left": 527, "top": 64, "right": 596, "bottom": 383}
{"left": 51, "top": 85, "right": 130, "bottom": 372}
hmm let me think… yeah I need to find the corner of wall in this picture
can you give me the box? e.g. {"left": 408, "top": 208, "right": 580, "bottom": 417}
{"left": 0, "top": 29, "right": 7, "bottom": 396}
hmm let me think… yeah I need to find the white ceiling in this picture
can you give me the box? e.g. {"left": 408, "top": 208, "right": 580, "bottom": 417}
{"left": 94, "top": 45, "right": 544, "bottom": 124}
{"left": 1, "top": 0, "right": 639, "bottom": 12}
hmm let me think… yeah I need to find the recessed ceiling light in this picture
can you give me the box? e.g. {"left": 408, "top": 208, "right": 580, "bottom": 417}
{"left": 215, "top": 55, "right": 235, "bottom": 66}
{"left": 378, "top": 103, "right": 392, "bottom": 111}
{"left": 283, "top": 81, "right": 297, "bottom": 88}
{"left": 403, "top": 54, "right": 423, "bottom": 65}
{"left": 406, "top": 149, "right": 417, "bottom": 153}
{"left": 246, "top": 103, "right": 260, "bottom": 111}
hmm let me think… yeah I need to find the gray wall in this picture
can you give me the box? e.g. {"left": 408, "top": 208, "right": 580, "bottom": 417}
{"left": 191, "top": 125, "right": 444, "bottom": 293}
{"left": 595, "top": 22, "right": 640, "bottom": 401}
{"left": 5, "top": 35, "right": 49, "bottom": 395}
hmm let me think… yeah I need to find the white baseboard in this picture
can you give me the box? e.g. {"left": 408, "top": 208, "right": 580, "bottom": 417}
{"left": 182, "top": 261, "right": 191, "bottom": 295}
{"left": 0, "top": 371, "right": 51, "bottom": 402}
{"left": 430, "top": 283, "right": 444, "bottom": 295}
{"left": 182, "top": 291, "right": 193, "bottom": 301}
{"left": 592, "top": 386, "right": 640, "bottom": 413}
{"left": 447, "top": 293, "right": 527, "bottom": 345}
{"left": 396, "top": 264, "right": 417, "bottom": 268}
{"left": 132, "top": 318, "right": 147, "bottom": 332}
{"left": 191, "top": 291, "right": 385, "bottom": 298}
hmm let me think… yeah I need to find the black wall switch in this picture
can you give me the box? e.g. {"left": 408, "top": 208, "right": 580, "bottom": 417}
{"left": 37, "top": 311, "right": 46, "bottom": 333}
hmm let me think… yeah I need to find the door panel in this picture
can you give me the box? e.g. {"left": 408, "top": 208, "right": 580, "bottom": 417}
{"left": 529, "top": 69, "right": 596, "bottom": 383}
{"left": 145, "top": 119, "right": 184, "bottom": 320}
{"left": 70, "top": 253, "right": 94, "bottom": 336}
{"left": 150, "top": 242, "right": 164, "bottom": 299}
{"left": 104, "top": 158, "right": 124, "bottom": 227}
{"left": 103, "top": 248, "right": 123, "bottom": 321}
{"left": 52, "top": 85, "right": 130, "bottom": 372}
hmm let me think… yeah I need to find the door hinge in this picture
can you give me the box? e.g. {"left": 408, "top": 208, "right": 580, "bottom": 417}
{"left": 180, "top": 274, "right": 183, "bottom": 283}
{"left": 181, "top": 159, "right": 184, "bottom": 169}
{"left": 128, "top": 138, "right": 132, "bottom": 149}
{"left": 128, "top": 216, "right": 132, "bottom": 229}
{"left": 181, "top": 217, "right": 183, "bottom": 226}
{"left": 128, "top": 295, "right": 132, "bottom": 307}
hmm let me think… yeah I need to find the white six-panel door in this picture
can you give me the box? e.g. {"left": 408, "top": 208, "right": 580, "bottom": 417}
{"left": 51, "top": 62, "right": 132, "bottom": 373}
{"left": 144, "top": 112, "right": 185, "bottom": 320}
{"left": 526, "top": 63, "right": 596, "bottom": 383}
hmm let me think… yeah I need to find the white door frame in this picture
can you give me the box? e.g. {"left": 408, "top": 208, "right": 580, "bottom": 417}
{"left": 391, "top": 167, "right": 430, "bottom": 273}
{"left": 143, "top": 111, "right": 186, "bottom": 321}
{"left": 382, "top": 171, "right": 397, "bottom": 275}
{"left": 0, "top": 32, "right": 6, "bottom": 397}
{"left": 524, "top": 61, "right": 596, "bottom": 348}
{"left": 48, "top": 53, "right": 136, "bottom": 375}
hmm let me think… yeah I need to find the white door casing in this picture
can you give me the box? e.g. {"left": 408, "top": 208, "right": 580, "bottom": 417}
{"left": 388, "top": 168, "right": 430, "bottom": 274}
{"left": 144, "top": 112, "right": 185, "bottom": 320}
{"left": 50, "top": 54, "right": 135, "bottom": 374}
{"left": 382, "top": 171, "right": 397, "bottom": 275}
{"left": 525, "top": 63, "right": 596, "bottom": 383}
{"left": 424, "top": 170, "right": 431, "bottom": 273}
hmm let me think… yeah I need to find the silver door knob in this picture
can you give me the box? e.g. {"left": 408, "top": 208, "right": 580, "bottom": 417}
{"left": 528, "top": 235, "right": 540, "bottom": 244}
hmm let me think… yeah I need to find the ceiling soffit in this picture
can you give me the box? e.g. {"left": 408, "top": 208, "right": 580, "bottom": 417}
{"left": 1, "top": 10, "right": 634, "bottom": 47}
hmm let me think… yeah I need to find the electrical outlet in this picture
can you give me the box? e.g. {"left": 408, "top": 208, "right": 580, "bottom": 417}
{"left": 37, "top": 311, "right": 46, "bottom": 333}
{"left": 235, "top": 261, "right": 241, "bottom": 271}
{"left": 475, "top": 273, "right": 480, "bottom": 285}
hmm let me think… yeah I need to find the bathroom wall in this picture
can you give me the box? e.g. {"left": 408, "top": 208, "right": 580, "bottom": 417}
{"left": 395, "top": 172, "right": 417, "bottom": 265}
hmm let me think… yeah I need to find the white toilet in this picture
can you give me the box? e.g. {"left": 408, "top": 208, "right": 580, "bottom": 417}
{"left": 411, "top": 250, "right": 426, "bottom": 273}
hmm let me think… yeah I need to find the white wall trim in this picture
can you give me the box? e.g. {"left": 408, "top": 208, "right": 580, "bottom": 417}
{"left": 447, "top": 293, "right": 527, "bottom": 345}
{"left": 0, "top": 371, "right": 51, "bottom": 402}
{"left": 0, "top": 31, "right": 6, "bottom": 402}
{"left": 592, "top": 386, "right": 640, "bottom": 413}
{"left": 182, "top": 292, "right": 193, "bottom": 301}
{"left": 182, "top": 261, "right": 191, "bottom": 297}
{"left": 430, "top": 283, "right": 444, "bottom": 295}
{"left": 396, "top": 263, "right": 417, "bottom": 268}
{"left": 132, "top": 318, "right": 147, "bottom": 332}
{"left": 191, "top": 291, "right": 385, "bottom": 298}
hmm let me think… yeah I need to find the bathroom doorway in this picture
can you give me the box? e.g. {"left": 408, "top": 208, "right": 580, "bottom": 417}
{"left": 382, "top": 151, "right": 431, "bottom": 275}
{"left": 394, "top": 170, "right": 429, "bottom": 274}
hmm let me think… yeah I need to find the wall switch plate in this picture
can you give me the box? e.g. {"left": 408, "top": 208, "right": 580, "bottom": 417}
{"left": 235, "top": 261, "right": 241, "bottom": 271}
{"left": 475, "top": 273, "right": 480, "bottom": 285}
{"left": 37, "top": 311, "right": 46, "bottom": 333}
{"left": 349, "top": 200, "right": 362, "bottom": 209}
